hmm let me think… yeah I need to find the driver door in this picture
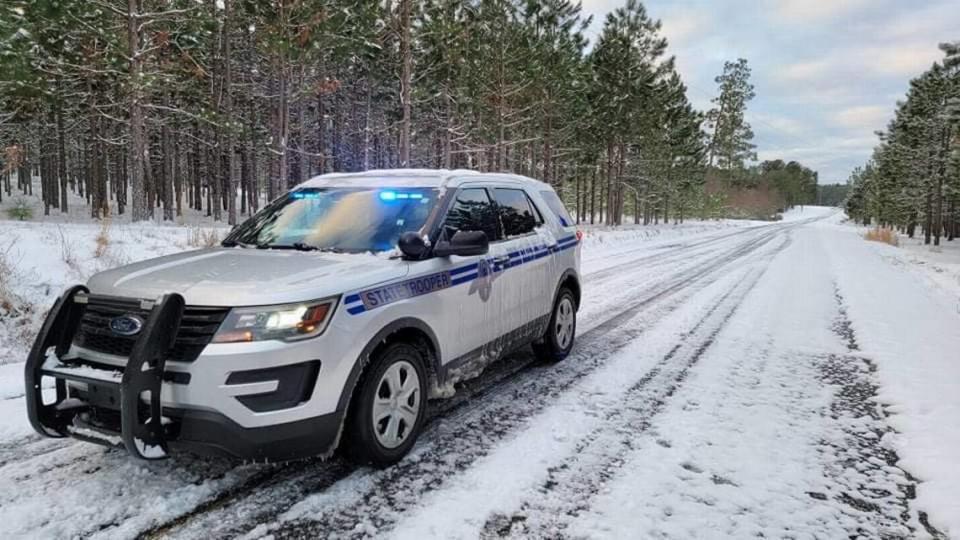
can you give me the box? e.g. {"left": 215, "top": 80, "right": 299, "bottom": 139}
{"left": 418, "top": 186, "right": 503, "bottom": 371}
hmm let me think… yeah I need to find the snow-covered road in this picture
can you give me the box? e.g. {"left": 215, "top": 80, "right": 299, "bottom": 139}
{"left": 1, "top": 209, "right": 957, "bottom": 539}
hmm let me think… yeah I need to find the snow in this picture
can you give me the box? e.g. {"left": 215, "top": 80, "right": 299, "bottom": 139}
{"left": 779, "top": 204, "right": 839, "bottom": 222}
{"left": 885, "top": 234, "right": 960, "bottom": 309}
{"left": 0, "top": 205, "right": 957, "bottom": 538}
{"left": 566, "top": 224, "right": 913, "bottom": 538}
{"left": 387, "top": 268, "right": 758, "bottom": 539}
{"left": 818, "top": 218, "right": 960, "bottom": 535}
{"left": 43, "top": 357, "right": 124, "bottom": 383}
{"left": 0, "top": 220, "right": 227, "bottom": 364}
{"left": 385, "top": 219, "right": 925, "bottom": 538}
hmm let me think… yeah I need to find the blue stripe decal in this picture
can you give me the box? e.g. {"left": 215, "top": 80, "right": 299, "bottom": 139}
{"left": 450, "top": 263, "right": 479, "bottom": 276}
{"left": 345, "top": 238, "right": 578, "bottom": 315}
{"left": 451, "top": 272, "right": 479, "bottom": 286}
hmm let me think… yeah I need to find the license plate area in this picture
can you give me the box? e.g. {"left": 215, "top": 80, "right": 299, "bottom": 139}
{"left": 68, "top": 380, "right": 122, "bottom": 410}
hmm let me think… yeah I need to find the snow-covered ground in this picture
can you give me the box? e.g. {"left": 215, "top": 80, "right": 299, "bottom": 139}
{"left": 872, "top": 230, "right": 960, "bottom": 312}
{"left": 0, "top": 221, "right": 228, "bottom": 365}
{"left": 0, "top": 206, "right": 957, "bottom": 539}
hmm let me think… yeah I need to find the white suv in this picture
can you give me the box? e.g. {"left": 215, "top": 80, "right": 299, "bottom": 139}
{"left": 25, "top": 169, "right": 581, "bottom": 465}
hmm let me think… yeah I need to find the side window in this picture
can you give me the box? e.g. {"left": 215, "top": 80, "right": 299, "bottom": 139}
{"left": 539, "top": 190, "right": 574, "bottom": 227}
{"left": 442, "top": 188, "right": 500, "bottom": 241}
{"left": 493, "top": 188, "right": 540, "bottom": 238}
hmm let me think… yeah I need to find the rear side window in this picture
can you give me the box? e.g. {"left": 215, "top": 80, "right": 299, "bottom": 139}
{"left": 442, "top": 188, "right": 500, "bottom": 241}
{"left": 493, "top": 188, "right": 541, "bottom": 238}
{"left": 540, "top": 190, "right": 574, "bottom": 227}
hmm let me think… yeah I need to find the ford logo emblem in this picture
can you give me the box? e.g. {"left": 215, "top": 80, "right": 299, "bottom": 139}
{"left": 109, "top": 315, "right": 144, "bottom": 336}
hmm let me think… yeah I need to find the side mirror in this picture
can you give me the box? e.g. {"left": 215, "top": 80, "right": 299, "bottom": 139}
{"left": 433, "top": 230, "right": 489, "bottom": 257}
{"left": 398, "top": 232, "right": 429, "bottom": 259}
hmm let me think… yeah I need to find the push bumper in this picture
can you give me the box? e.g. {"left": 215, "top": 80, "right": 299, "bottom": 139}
{"left": 25, "top": 286, "right": 343, "bottom": 461}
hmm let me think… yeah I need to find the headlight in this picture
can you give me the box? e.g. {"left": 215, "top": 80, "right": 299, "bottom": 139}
{"left": 212, "top": 297, "right": 339, "bottom": 343}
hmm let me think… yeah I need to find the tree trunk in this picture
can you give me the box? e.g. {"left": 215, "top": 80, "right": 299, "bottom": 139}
{"left": 224, "top": 0, "right": 237, "bottom": 225}
{"left": 55, "top": 91, "right": 68, "bottom": 212}
{"left": 398, "top": 0, "right": 412, "bottom": 167}
{"left": 127, "top": 0, "right": 149, "bottom": 220}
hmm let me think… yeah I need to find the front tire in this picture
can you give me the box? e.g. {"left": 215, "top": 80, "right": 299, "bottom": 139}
{"left": 532, "top": 288, "right": 577, "bottom": 363}
{"left": 344, "top": 342, "right": 427, "bottom": 467}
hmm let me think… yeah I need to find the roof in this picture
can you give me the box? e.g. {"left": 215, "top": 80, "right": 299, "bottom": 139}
{"left": 296, "top": 169, "right": 551, "bottom": 190}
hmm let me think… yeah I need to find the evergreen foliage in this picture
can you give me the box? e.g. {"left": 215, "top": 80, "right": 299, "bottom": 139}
{"left": 846, "top": 42, "right": 960, "bottom": 244}
{"left": 0, "top": 0, "right": 814, "bottom": 224}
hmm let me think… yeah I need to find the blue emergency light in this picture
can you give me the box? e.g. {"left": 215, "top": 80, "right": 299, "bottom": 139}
{"left": 379, "top": 191, "right": 424, "bottom": 201}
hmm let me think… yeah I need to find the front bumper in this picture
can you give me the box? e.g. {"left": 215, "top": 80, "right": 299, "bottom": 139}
{"left": 25, "top": 287, "right": 344, "bottom": 461}
{"left": 165, "top": 407, "right": 340, "bottom": 461}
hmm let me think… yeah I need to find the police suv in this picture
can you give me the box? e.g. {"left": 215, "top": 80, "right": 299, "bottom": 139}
{"left": 26, "top": 169, "right": 581, "bottom": 466}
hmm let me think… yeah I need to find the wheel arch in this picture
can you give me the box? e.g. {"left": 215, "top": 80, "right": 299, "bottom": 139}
{"left": 336, "top": 317, "right": 441, "bottom": 415}
{"left": 554, "top": 269, "right": 581, "bottom": 310}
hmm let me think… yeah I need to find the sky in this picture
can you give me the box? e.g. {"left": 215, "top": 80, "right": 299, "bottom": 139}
{"left": 580, "top": 0, "right": 958, "bottom": 183}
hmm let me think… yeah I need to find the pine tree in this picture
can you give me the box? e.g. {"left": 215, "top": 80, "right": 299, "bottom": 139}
{"left": 706, "top": 58, "right": 756, "bottom": 172}
{"left": 846, "top": 46, "right": 960, "bottom": 242}
{"left": 0, "top": 0, "right": 737, "bottom": 226}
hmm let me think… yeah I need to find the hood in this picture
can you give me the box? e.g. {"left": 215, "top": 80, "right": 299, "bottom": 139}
{"left": 86, "top": 248, "right": 409, "bottom": 306}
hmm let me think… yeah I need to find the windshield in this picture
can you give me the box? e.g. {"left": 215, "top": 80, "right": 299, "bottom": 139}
{"left": 224, "top": 187, "right": 438, "bottom": 253}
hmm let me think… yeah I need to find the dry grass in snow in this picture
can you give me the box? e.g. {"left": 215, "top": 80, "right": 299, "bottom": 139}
{"left": 188, "top": 227, "right": 222, "bottom": 248}
{"left": 864, "top": 227, "right": 899, "bottom": 246}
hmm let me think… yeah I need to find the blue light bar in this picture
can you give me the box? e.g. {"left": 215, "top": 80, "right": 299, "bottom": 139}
{"left": 379, "top": 191, "right": 425, "bottom": 201}
{"left": 292, "top": 191, "right": 321, "bottom": 199}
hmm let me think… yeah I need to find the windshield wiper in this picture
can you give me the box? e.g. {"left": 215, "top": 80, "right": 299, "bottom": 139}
{"left": 257, "top": 242, "right": 345, "bottom": 253}
{"left": 292, "top": 242, "right": 321, "bottom": 252}
{"left": 221, "top": 240, "right": 256, "bottom": 248}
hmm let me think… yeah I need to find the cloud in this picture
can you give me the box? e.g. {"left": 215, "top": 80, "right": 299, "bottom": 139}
{"left": 580, "top": 0, "right": 956, "bottom": 182}
{"left": 775, "top": 60, "right": 832, "bottom": 83}
{"left": 755, "top": 134, "right": 878, "bottom": 181}
{"left": 858, "top": 44, "right": 943, "bottom": 77}
{"left": 772, "top": 0, "right": 872, "bottom": 23}
{"left": 867, "top": 1, "right": 959, "bottom": 42}
{"left": 832, "top": 105, "right": 890, "bottom": 130}
{"left": 771, "top": 41, "right": 943, "bottom": 106}
{"left": 749, "top": 112, "right": 809, "bottom": 137}
{"left": 659, "top": 9, "right": 711, "bottom": 48}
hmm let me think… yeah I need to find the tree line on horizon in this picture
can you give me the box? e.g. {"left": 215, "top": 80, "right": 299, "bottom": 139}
{"left": 846, "top": 42, "right": 960, "bottom": 245}
{"left": 0, "top": 0, "right": 817, "bottom": 226}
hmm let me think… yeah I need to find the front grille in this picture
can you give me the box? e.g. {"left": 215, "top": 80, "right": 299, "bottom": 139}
{"left": 73, "top": 295, "right": 229, "bottom": 363}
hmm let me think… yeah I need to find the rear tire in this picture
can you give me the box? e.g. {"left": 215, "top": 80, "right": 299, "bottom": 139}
{"left": 532, "top": 288, "right": 577, "bottom": 363}
{"left": 344, "top": 342, "right": 427, "bottom": 467}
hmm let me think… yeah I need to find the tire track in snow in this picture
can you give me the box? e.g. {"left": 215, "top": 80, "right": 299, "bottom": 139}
{"left": 247, "top": 229, "right": 790, "bottom": 540}
{"left": 585, "top": 217, "right": 819, "bottom": 284}
{"left": 140, "top": 227, "right": 792, "bottom": 540}
{"left": 0, "top": 435, "right": 70, "bottom": 469}
{"left": 479, "top": 265, "right": 770, "bottom": 538}
{"left": 1, "top": 221, "right": 789, "bottom": 540}
{"left": 144, "top": 249, "right": 760, "bottom": 540}
{"left": 147, "top": 224, "right": 791, "bottom": 540}
{"left": 586, "top": 223, "right": 770, "bottom": 282}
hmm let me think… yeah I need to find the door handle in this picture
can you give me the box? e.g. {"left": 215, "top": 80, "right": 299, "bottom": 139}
{"left": 493, "top": 255, "right": 510, "bottom": 265}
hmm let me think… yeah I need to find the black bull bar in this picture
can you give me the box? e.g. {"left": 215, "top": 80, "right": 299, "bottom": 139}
{"left": 25, "top": 286, "right": 185, "bottom": 459}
